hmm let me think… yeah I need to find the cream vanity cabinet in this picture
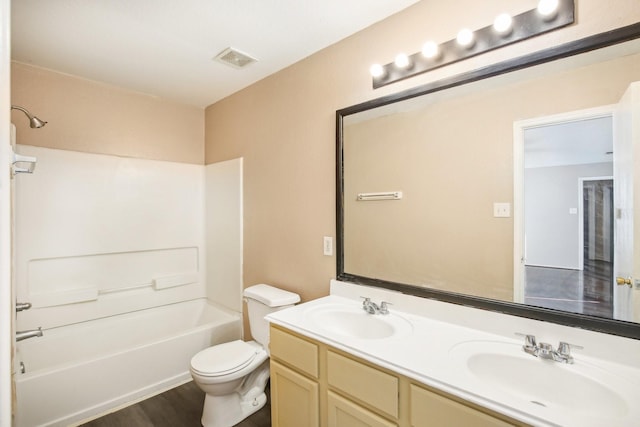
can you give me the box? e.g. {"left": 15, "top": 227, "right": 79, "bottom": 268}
{"left": 270, "top": 325, "right": 320, "bottom": 426}
{"left": 269, "top": 324, "right": 529, "bottom": 427}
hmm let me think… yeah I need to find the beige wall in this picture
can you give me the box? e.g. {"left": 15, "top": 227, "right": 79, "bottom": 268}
{"left": 343, "top": 52, "right": 640, "bottom": 302}
{"left": 11, "top": 62, "right": 204, "bottom": 164}
{"left": 204, "top": 0, "right": 640, "bottom": 302}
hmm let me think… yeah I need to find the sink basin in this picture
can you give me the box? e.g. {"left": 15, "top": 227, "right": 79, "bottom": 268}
{"left": 449, "top": 340, "right": 630, "bottom": 418}
{"left": 303, "top": 303, "right": 412, "bottom": 340}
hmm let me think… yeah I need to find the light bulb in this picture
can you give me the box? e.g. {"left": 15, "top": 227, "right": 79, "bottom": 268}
{"left": 456, "top": 28, "right": 474, "bottom": 48}
{"left": 370, "top": 63, "right": 384, "bottom": 78}
{"left": 537, "top": 0, "right": 559, "bottom": 19}
{"left": 394, "top": 53, "right": 410, "bottom": 69}
{"left": 421, "top": 41, "right": 440, "bottom": 59}
{"left": 493, "top": 13, "right": 513, "bottom": 35}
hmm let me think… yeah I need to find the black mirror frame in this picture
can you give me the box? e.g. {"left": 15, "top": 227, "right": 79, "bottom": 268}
{"left": 336, "top": 22, "right": 640, "bottom": 340}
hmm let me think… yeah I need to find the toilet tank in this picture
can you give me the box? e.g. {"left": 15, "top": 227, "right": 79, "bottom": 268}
{"left": 243, "top": 284, "right": 300, "bottom": 348}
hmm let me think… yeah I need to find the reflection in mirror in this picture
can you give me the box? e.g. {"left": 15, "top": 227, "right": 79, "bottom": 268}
{"left": 338, "top": 26, "right": 640, "bottom": 338}
{"left": 520, "top": 115, "right": 614, "bottom": 319}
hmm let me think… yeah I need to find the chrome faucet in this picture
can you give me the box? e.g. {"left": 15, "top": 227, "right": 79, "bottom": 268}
{"left": 16, "top": 302, "right": 32, "bottom": 312}
{"left": 16, "top": 327, "right": 43, "bottom": 342}
{"left": 536, "top": 342, "right": 556, "bottom": 360}
{"left": 361, "top": 297, "right": 380, "bottom": 314}
{"left": 360, "top": 297, "right": 391, "bottom": 315}
{"left": 516, "top": 333, "right": 582, "bottom": 364}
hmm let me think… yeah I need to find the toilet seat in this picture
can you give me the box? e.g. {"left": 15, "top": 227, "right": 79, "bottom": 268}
{"left": 191, "top": 340, "right": 264, "bottom": 377}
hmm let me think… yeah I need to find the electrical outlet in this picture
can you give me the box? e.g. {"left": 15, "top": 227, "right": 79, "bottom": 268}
{"left": 493, "top": 202, "right": 511, "bottom": 218}
{"left": 323, "top": 236, "right": 333, "bottom": 256}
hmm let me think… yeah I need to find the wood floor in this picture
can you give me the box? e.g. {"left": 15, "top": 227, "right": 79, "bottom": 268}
{"left": 80, "top": 381, "right": 271, "bottom": 427}
{"left": 524, "top": 259, "right": 613, "bottom": 318}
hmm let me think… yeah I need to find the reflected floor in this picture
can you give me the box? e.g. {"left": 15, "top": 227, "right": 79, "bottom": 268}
{"left": 524, "top": 259, "right": 613, "bottom": 318}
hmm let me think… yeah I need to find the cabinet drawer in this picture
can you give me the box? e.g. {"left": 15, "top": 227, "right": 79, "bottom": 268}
{"left": 327, "top": 350, "right": 399, "bottom": 419}
{"left": 270, "top": 325, "right": 319, "bottom": 378}
{"left": 410, "top": 384, "right": 516, "bottom": 427}
{"left": 328, "top": 391, "right": 397, "bottom": 427}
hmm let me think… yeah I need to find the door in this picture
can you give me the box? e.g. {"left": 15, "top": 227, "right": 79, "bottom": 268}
{"left": 613, "top": 82, "right": 640, "bottom": 321}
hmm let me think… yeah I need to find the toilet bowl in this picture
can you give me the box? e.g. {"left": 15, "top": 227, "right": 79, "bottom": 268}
{"left": 190, "top": 284, "right": 300, "bottom": 427}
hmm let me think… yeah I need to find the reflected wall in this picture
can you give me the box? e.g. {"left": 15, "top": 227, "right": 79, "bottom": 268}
{"left": 344, "top": 51, "right": 640, "bottom": 302}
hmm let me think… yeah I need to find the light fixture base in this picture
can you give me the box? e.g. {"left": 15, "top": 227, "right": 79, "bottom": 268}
{"left": 372, "top": 0, "right": 574, "bottom": 89}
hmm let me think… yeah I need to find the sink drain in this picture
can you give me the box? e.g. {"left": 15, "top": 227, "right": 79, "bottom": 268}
{"left": 530, "top": 400, "right": 547, "bottom": 407}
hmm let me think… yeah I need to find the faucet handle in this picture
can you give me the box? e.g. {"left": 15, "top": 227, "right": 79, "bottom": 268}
{"left": 379, "top": 301, "right": 392, "bottom": 315}
{"left": 515, "top": 333, "right": 538, "bottom": 356}
{"left": 554, "top": 341, "right": 583, "bottom": 364}
{"left": 515, "top": 332, "right": 537, "bottom": 348}
{"left": 557, "top": 341, "right": 583, "bottom": 356}
{"left": 359, "top": 296, "right": 371, "bottom": 305}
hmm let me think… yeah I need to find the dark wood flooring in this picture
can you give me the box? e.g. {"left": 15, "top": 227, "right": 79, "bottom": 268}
{"left": 80, "top": 381, "right": 271, "bottom": 427}
{"left": 524, "top": 259, "right": 613, "bottom": 318}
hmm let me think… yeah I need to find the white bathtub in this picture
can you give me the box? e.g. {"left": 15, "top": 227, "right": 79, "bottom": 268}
{"left": 14, "top": 298, "right": 242, "bottom": 427}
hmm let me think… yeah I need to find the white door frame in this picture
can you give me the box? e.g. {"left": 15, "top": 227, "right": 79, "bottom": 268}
{"left": 0, "top": 0, "right": 12, "bottom": 425}
{"left": 513, "top": 105, "right": 615, "bottom": 303}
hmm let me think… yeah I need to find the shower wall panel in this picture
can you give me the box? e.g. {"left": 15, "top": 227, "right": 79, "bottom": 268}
{"left": 14, "top": 145, "right": 206, "bottom": 330}
{"left": 205, "top": 158, "right": 243, "bottom": 313}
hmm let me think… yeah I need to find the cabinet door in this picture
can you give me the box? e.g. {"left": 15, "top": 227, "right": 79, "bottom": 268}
{"left": 328, "top": 391, "right": 397, "bottom": 427}
{"left": 271, "top": 360, "right": 319, "bottom": 427}
{"left": 410, "top": 384, "right": 516, "bottom": 427}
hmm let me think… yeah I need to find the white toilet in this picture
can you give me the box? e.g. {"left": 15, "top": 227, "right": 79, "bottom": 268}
{"left": 190, "top": 284, "right": 300, "bottom": 427}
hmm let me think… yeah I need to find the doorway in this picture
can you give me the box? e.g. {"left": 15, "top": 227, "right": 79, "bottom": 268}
{"left": 524, "top": 177, "right": 614, "bottom": 317}
{"left": 513, "top": 106, "right": 615, "bottom": 317}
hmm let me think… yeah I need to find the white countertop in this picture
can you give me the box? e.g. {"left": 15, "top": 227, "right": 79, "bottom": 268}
{"left": 266, "top": 281, "right": 640, "bottom": 427}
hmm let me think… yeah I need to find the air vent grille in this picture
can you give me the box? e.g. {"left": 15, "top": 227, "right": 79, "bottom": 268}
{"left": 214, "top": 48, "right": 257, "bottom": 69}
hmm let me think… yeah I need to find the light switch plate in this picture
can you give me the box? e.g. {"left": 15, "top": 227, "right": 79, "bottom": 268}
{"left": 323, "top": 236, "right": 333, "bottom": 256}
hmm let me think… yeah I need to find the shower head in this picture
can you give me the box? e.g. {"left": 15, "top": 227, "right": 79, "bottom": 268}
{"left": 11, "top": 105, "right": 47, "bottom": 128}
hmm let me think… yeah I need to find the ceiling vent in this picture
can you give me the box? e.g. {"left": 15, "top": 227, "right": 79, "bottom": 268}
{"left": 214, "top": 47, "right": 258, "bottom": 69}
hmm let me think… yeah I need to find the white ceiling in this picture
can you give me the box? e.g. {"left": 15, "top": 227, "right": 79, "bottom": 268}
{"left": 11, "top": 0, "right": 420, "bottom": 108}
{"left": 524, "top": 116, "right": 613, "bottom": 169}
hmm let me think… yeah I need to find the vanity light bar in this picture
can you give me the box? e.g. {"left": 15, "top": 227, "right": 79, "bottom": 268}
{"left": 371, "top": 0, "right": 574, "bottom": 89}
{"left": 357, "top": 191, "right": 403, "bottom": 201}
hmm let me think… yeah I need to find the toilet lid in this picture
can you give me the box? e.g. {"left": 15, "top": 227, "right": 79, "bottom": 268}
{"left": 191, "top": 340, "right": 259, "bottom": 376}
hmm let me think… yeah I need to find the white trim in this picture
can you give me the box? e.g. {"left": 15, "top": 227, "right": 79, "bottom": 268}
{"left": 0, "top": 0, "right": 11, "bottom": 425}
{"left": 513, "top": 105, "right": 615, "bottom": 304}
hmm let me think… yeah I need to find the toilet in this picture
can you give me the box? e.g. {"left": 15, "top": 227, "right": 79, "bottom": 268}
{"left": 190, "top": 284, "right": 300, "bottom": 427}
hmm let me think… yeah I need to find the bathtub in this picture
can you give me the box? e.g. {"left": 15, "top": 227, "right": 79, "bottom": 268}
{"left": 14, "top": 298, "right": 241, "bottom": 427}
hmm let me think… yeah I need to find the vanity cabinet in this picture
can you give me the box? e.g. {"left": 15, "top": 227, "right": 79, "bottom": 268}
{"left": 269, "top": 324, "right": 526, "bottom": 427}
{"left": 270, "top": 325, "right": 320, "bottom": 427}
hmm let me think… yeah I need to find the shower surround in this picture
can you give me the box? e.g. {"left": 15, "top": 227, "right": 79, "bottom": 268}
{"left": 13, "top": 145, "right": 243, "bottom": 425}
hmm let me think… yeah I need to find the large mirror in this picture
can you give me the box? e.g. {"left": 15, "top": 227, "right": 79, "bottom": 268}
{"left": 337, "top": 23, "right": 640, "bottom": 339}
